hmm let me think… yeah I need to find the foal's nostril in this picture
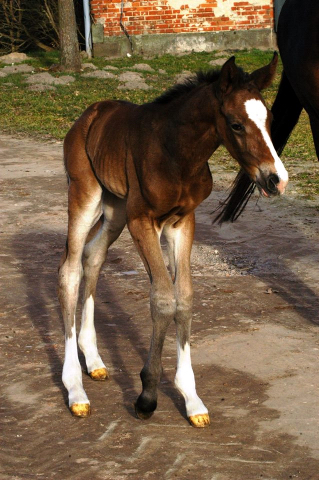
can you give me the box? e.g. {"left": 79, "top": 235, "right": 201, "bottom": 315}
{"left": 267, "top": 173, "right": 280, "bottom": 193}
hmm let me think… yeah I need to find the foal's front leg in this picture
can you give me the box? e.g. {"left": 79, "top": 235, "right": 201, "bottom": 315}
{"left": 127, "top": 215, "right": 176, "bottom": 420}
{"left": 164, "top": 213, "right": 210, "bottom": 427}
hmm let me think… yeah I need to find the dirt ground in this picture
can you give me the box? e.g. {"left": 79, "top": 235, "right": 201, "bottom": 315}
{"left": 1, "top": 133, "right": 319, "bottom": 480}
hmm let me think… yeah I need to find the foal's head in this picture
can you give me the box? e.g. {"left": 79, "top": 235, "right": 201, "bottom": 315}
{"left": 215, "top": 53, "right": 288, "bottom": 197}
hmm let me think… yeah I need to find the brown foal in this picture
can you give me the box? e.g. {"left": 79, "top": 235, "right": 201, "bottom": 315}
{"left": 58, "top": 54, "right": 288, "bottom": 427}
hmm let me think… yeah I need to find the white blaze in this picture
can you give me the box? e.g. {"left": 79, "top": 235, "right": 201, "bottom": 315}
{"left": 245, "top": 99, "right": 288, "bottom": 182}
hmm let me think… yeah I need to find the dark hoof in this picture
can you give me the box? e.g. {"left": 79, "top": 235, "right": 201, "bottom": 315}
{"left": 134, "top": 395, "right": 157, "bottom": 420}
{"left": 134, "top": 404, "right": 154, "bottom": 420}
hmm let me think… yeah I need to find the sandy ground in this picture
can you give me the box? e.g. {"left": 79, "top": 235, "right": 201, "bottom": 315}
{"left": 1, "top": 133, "right": 319, "bottom": 479}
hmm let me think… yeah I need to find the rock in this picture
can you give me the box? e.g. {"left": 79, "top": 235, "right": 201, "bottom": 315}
{"left": 174, "top": 71, "right": 194, "bottom": 84}
{"left": 1, "top": 64, "right": 34, "bottom": 75}
{"left": 25, "top": 72, "right": 75, "bottom": 85}
{"left": 118, "top": 71, "right": 143, "bottom": 82}
{"left": 0, "top": 52, "right": 30, "bottom": 64}
{"left": 118, "top": 71, "right": 151, "bottom": 90}
{"left": 56, "top": 75, "right": 75, "bottom": 85}
{"left": 209, "top": 58, "right": 228, "bottom": 66}
{"left": 26, "top": 72, "right": 56, "bottom": 84}
{"left": 82, "top": 63, "right": 97, "bottom": 70}
{"left": 82, "top": 70, "right": 116, "bottom": 79}
{"left": 118, "top": 80, "right": 150, "bottom": 91}
{"left": 128, "top": 63, "right": 155, "bottom": 72}
{"left": 104, "top": 65, "right": 119, "bottom": 71}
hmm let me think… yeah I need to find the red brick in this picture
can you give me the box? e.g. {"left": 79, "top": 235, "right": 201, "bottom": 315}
{"left": 92, "top": 0, "right": 274, "bottom": 37}
{"left": 146, "top": 9, "right": 163, "bottom": 14}
{"left": 160, "top": 14, "right": 177, "bottom": 19}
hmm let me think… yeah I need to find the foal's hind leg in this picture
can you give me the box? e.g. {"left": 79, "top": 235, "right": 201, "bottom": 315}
{"left": 58, "top": 178, "right": 103, "bottom": 417}
{"left": 78, "top": 192, "right": 127, "bottom": 381}
{"left": 164, "top": 213, "right": 210, "bottom": 427}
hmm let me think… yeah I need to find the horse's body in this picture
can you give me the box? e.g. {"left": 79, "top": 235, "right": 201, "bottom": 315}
{"left": 58, "top": 55, "right": 288, "bottom": 426}
{"left": 216, "top": 0, "right": 319, "bottom": 223}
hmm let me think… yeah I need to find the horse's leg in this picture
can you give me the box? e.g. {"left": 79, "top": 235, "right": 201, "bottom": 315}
{"left": 58, "top": 178, "right": 103, "bottom": 417}
{"left": 308, "top": 114, "right": 319, "bottom": 161}
{"left": 78, "top": 192, "right": 127, "bottom": 380}
{"left": 127, "top": 215, "right": 176, "bottom": 420}
{"left": 164, "top": 213, "right": 210, "bottom": 428}
{"left": 271, "top": 70, "right": 303, "bottom": 155}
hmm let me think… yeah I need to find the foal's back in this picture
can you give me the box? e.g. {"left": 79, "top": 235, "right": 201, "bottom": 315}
{"left": 64, "top": 100, "right": 135, "bottom": 199}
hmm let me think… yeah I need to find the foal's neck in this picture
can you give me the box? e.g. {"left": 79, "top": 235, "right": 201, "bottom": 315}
{"left": 163, "top": 84, "right": 220, "bottom": 173}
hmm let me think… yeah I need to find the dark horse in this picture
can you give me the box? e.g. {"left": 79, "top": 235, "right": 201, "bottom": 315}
{"left": 216, "top": 0, "right": 319, "bottom": 223}
{"left": 58, "top": 54, "right": 288, "bottom": 427}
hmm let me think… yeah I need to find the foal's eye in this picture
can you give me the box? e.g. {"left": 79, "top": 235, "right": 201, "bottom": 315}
{"left": 231, "top": 123, "right": 244, "bottom": 132}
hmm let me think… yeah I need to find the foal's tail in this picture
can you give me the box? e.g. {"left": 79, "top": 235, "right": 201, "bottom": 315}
{"left": 214, "top": 71, "right": 303, "bottom": 224}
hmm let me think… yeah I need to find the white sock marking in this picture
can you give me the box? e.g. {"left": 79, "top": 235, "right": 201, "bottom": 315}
{"left": 175, "top": 341, "right": 208, "bottom": 417}
{"left": 79, "top": 294, "right": 106, "bottom": 373}
{"left": 245, "top": 99, "right": 288, "bottom": 182}
{"left": 63, "top": 324, "right": 89, "bottom": 407}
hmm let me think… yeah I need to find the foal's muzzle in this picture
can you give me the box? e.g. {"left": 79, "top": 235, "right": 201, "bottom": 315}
{"left": 267, "top": 173, "right": 280, "bottom": 194}
{"left": 257, "top": 172, "right": 287, "bottom": 197}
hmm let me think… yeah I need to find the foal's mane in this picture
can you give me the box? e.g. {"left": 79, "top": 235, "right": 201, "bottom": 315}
{"left": 153, "top": 66, "right": 249, "bottom": 105}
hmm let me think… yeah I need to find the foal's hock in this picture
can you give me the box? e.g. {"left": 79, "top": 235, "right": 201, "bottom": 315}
{"left": 58, "top": 54, "right": 288, "bottom": 427}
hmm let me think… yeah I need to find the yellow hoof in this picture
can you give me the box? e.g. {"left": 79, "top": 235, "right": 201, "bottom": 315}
{"left": 70, "top": 403, "right": 91, "bottom": 417}
{"left": 89, "top": 367, "right": 109, "bottom": 381}
{"left": 189, "top": 413, "right": 210, "bottom": 428}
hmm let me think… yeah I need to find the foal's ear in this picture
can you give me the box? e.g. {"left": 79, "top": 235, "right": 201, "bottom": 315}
{"left": 249, "top": 51, "right": 278, "bottom": 91}
{"left": 216, "top": 56, "right": 239, "bottom": 98}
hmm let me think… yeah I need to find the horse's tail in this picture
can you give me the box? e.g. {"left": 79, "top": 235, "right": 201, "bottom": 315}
{"left": 214, "top": 70, "right": 303, "bottom": 224}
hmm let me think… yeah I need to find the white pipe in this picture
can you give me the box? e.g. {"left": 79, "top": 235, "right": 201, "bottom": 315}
{"left": 83, "top": 0, "right": 92, "bottom": 59}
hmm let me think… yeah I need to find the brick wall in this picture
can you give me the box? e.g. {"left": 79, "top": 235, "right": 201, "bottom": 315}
{"left": 91, "top": 0, "right": 274, "bottom": 38}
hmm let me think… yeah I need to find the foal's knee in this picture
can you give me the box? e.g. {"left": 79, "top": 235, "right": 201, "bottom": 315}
{"left": 150, "top": 290, "right": 176, "bottom": 320}
{"left": 176, "top": 294, "right": 193, "bottom": 312}
{"left": 58, "top": 259, "right": 83, "bottom": 298}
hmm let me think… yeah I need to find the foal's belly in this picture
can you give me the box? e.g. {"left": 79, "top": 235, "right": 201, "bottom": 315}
{"left": 90, "top": 149, "right": 128, "bottom": 199}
